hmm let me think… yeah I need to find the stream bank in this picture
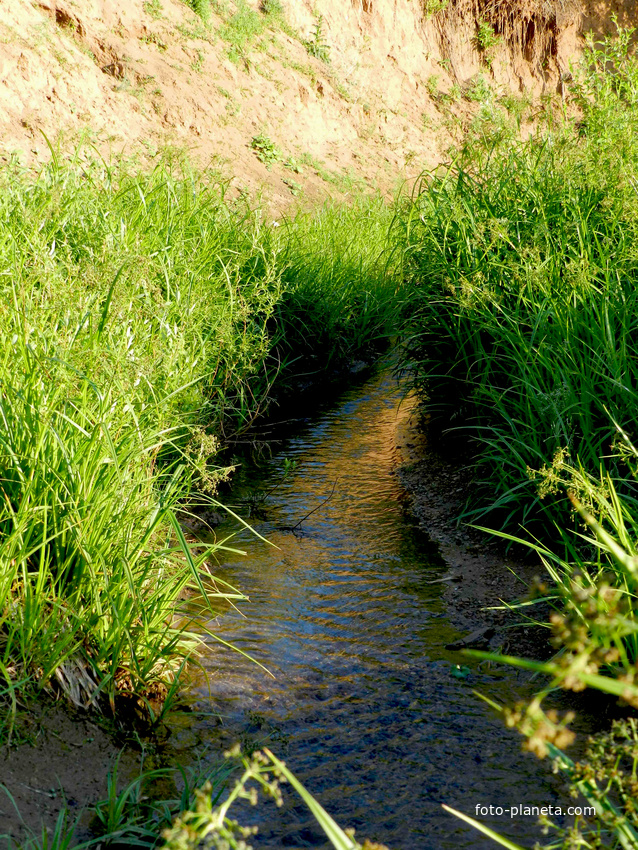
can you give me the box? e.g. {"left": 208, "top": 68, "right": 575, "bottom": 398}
{"left": 1, "top": 363, "right": 593, "bottom": 850}
{"left": 396, "top": 418, "right": 551, "bottom": 659}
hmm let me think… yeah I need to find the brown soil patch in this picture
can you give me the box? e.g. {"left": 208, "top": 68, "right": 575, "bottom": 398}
{"left": 0, "top": 0, "right": 598, "bottom": 211}
{"left": 0, "top": 704, "right": 141, "bottom": 845}
{"left": 396, "top": 411, "right": 552, "bottom": 660}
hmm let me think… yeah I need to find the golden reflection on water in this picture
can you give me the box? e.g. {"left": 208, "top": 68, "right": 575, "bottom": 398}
{"left": 185, "top": 368, "right": 567, "bottom": 850}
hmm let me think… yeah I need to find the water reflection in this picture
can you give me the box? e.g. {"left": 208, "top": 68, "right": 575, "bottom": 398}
{"left": 189, "top": 368, "right": 566, "bottom": 849}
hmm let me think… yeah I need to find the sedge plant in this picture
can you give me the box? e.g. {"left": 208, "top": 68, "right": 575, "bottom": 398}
{"left": 0, "top": 146, "right": 402, "bottom": 721}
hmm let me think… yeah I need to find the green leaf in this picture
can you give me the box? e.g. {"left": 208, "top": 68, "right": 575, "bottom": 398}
{"left": 264, "top": 749, "right": 359, "bottom": 850}
{"left": 442, "top": 805, "right": 528, "bottom": 850}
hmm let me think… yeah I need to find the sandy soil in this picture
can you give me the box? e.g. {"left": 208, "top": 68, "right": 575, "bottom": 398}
{"left": 0, "top": 0, "right": 586, "bottom": 210}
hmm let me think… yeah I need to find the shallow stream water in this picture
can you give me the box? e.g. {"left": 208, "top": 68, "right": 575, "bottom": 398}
{"left": 182, "top": 367, "right": 570, "bottom": 849}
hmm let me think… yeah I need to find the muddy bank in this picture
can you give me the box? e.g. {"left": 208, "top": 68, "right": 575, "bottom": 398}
{"left": 0, "top": 705, "right": 141, "bottom": 843}
{"left": 395, "top": 405, "right": 629, "bottom": 739}
{"left": 396, "top": 410, "right": 551, "bottom": 660}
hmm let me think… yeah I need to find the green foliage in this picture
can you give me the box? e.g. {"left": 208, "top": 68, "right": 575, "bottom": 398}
{"left": 426, "top": 74, "right": 440, "bottom": 99}
{"left": 8, "top": 748, "right": 363, "bottom": 849}
{"left": 272, "top": 198, "right": 403, "bottom": 369}
{"left": 5, "top": 753, "right": 231, "bottom": 849}
{"left": 469, "top": 466, "right": 638, "bottom": 704}
{"left": 570, "top": 16, "right": 638, "bottom": 164}
{"left": 161, "top": 747, "right": 386, "bottom": 850}
{"left": 400, "top": 25, "right": 638, "bottom": 850}
{"left": 250, "top": 132, "right": 281, "bottom": 167}
{"left": 219, "top": 0, "right": 271, "bottom": 57}
{"left": 0, "top": 156, "right": 261, "bottom": 713}
{"left": 473, "top": 19, "right": 500, "bottom": 67}
{"left": 183, "top": 0, "right": 211, "bottom": 22}
{"left": 423, "top": 0, "right": 448, "bottom": 18}
{"left": 448, "top": 707, "right": 638, "bottom": 849}
{"left": 143, "top": 0, "right": 164, "bottom": 20}
{"left": 443, "top": 445, "right": 638, "bottom": 849}
{"left": 549, "top": 724, "right": 638, "bottom": 849}
{"left": 463, "top": 74, "right": 492, "bottom": 102}
{"left": 0, "top": 150, "right": 401, "bottom": 720}
{"left": 401, "top": 138, "right": 638, "bottom": 527}
{"left": 191, "top": 49, "right": 205, "bottom": 72}
{"left": 260, "top": 0, "right": 284, "bottom": 16}
{"left": 397, "top": 25, "right": 638, "bottom": 533}
{"left": 449, "top": 81, "right": 462, "bottom": 102}
{"left": 474, "top": 19, "right": 500, "bottom": 53}
{"left": 85, "top": 756, "right": 230, "bottom": 848}
{"left": 140, "top": 30, "right": 168, "bottom": 50}
{"left": 305, "top": 15, "right": 330, "bottom": 63}
{"left": 499, "top": 91, "right": 532, "bottom": 126}
{"left": 4, "top": 807, "right": 82, "bottom": 850}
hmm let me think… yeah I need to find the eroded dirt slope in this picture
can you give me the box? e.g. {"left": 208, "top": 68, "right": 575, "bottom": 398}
{"left": 1, "top": 0, "right": 591, "bottom": 206}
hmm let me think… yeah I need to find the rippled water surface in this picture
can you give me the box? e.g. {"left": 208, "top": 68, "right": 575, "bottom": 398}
{"left": 186, "top": 368, "right": 567, "bottom": 849}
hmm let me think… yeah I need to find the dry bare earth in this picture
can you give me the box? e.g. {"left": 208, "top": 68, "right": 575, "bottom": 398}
{"left": 0, "top": 0, "right": 591, "bottom": 208}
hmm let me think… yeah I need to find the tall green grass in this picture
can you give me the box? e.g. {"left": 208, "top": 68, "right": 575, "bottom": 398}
{"left": 397, "top": 24, "right": 638, "bottom": 849}
{"left": 0, "top": 150, "right": 400, "bottom": 719}
{"left": 397, "top": 28, "right": 638, "bottom": 531}
{"left": 273, "top": 198, "right": 402, "bottom": 371}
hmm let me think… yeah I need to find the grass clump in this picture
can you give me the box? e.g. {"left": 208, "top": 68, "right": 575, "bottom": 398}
{"left": 0, "top": 150, "right": 401, "bottom": 724}
{"left": 0, "top": 341, "right": 208, "bottom": 713}
{"left": 423, "top": 0, "right": 448, "bottom": 18}
{"left": 250, "top": 132, "right": 281, "bottom": 167}
{"left": 398, "top": 24, "right": 638, "bottom": 848}
{"left": 183, "top": 0, "right": 211, "bottom": 22}
{"left": 0, "top": 155, "right": 269, "bottom": 719}
{"left": 463, "top": 74, "right": 492, "bottom": 102}
{"left": 218, "top": 0, "right": 281, "bottom": 59}
{"left": 473, "top": 19, "right": 499, "bottom": 53}
{"left": 304, "top": 15, "right": 330, "bottom": 63}
{"left": 144, "top": 0, "right": 164, "bottom": 20}
{"left": 401, "top": 140, "right": 638, "bottom": 528}
{"left": 6, "top": 745, "right": 382, "bottom": 849}
{"left": 473, "top": 19, "right": 500, "bottom": 67}
{"left": 272, "top": 198, "right": 402, "bottom": 371}
{"left": 398, "top": 24, "right": 638, "bottom": 533}
{"left": 260, "top": 0, "right": 284, "bottom": 17}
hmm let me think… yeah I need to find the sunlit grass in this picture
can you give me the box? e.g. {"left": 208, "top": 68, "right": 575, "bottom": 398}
{"left": 0, "top": 149, "right": 401, "bottom": 721}
{"left": 396, "top": 24, "right": 638, "bottom": 850}
{"left": 397, "top": 83, "right": 638, "bottom": 531}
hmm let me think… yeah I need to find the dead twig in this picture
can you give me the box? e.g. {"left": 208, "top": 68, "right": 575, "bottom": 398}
{"left": 279, "top": 478, "right": 339, "bottom": 532}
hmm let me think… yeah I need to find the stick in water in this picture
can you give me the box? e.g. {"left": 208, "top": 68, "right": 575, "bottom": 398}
{"left": 284, "top": 477, "right": 339, "bottom": 531}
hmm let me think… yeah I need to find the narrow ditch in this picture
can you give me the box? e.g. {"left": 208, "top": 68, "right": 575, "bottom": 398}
{"left": 170, "top": 363, "right": 586, "bottom": 849}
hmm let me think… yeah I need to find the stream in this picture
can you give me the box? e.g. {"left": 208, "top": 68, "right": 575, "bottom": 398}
{"left": 179, "top": 366, "right": 571, "bottom": 849}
